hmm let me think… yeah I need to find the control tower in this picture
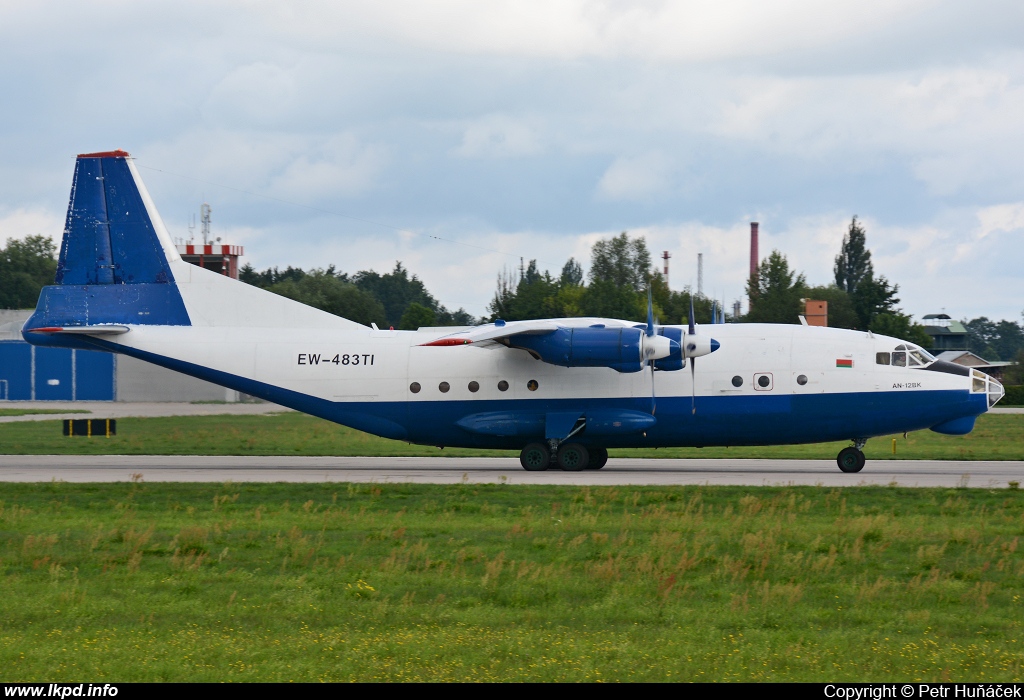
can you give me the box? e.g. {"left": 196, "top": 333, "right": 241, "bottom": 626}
{"left": 174, "top": 202, "right": 244, "bottom": 279}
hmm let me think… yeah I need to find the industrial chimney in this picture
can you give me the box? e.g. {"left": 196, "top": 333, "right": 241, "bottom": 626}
{"left": 749, "top": 222, "right": 759, "bottom": 308}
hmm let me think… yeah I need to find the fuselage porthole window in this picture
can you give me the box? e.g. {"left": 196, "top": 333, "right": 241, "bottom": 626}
{"left": 527, "top": 380, "right": 539, "bottom": 392}
{"left": 468, "top": 381, "right": 479, "bottom": 393}
{"left": 497, "top": 380, "right": 509, "bottom": 392}
{"left": 876, "top": 352, "right": 890, "bottom": 365}
{"left": 757, "top": 375, "right": 770, "bottom": 388}
{"left": 797, "top": 374, "right": 808, "bottom": 385}
{"left": 439, "top": 381, "right": 450, "bottom": 393}
{"left": 410, "top": 382, "right": 421, "bottom": 394}
{"left": 731, "top": 375, "right": 743, "bottom": 388}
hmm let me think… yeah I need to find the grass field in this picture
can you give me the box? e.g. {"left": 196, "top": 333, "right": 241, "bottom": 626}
{"left": 1, "top": 411, "right": 1024, "bottom": 460}
{"left": 0, "top": 482, "right": 1021, "bottom": 681}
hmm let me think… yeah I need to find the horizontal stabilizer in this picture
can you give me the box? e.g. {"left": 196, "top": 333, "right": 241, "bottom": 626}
{"left": 25, "top": 325, "right": 129, "bottom": 335}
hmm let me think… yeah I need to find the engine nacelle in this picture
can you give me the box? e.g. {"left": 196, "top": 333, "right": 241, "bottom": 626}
{"left": 508, "top": 326, "right": 677, "bottom": 373}
{"left": 653, "top": 327, "right": 684, "bottom": 371}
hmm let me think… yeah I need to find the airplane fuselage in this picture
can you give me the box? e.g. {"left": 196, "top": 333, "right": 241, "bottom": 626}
{"left": 79, "top": 320, "right": 992, "bottom": 450}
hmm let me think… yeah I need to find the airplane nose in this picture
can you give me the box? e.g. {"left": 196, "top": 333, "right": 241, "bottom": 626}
{"left": 989, "top": 376, "right": 1005, "bottom": 407}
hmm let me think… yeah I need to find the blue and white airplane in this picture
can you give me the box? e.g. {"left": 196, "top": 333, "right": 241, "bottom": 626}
{"left": 22, "top": 150, "right": 1005, "bottom": 473}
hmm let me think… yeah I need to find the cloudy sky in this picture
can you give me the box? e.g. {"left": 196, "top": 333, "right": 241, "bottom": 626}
{"left": 1, "top": 1, "right": 1023, "bottom": 322}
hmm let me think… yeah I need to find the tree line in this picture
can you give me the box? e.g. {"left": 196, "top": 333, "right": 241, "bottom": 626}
{"left": 746, "top": 217, "right": 931, "bottom": 347}
{"left": 487, "top": 233, "right": 718, "bottom": 326}
{"left": 238, "top": 262, "right": 476, "bottom": 330}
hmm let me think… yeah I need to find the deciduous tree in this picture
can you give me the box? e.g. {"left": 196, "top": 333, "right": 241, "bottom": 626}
{"left": 589, "top": 232, "right": 651, "bottom": 292}
{"left": 745, "top": 250, "right": 807, "bottom": 324}
{"left": 834, "top": 217, "right": 873, "bottom": 294}
{"left": 0, "top": 235, "right": 57, "bottom": 309}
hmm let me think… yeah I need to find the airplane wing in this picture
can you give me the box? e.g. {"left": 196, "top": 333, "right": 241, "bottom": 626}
{"left": 419, "top": 319, "right": 560, "bottom": 346}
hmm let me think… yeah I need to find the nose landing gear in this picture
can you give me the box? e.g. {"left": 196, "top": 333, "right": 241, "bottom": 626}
{"left": 837, "top": 439, "right": 867, "bottom": 473}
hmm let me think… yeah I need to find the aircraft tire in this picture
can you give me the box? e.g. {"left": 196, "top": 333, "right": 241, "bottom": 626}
{"left": 586, "top": 448, "right": 609, "bottom": 470}
{"left": 557, "top": 443, "right": 589, "bottom": 471}
{"left": 520, "top": 443, "right": 551, "bottom": 471}
{"left": 837, "top": 447, "right": 865, "bottom": 473}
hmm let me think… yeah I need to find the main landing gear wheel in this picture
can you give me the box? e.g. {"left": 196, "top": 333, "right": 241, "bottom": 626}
{"left": 586, "top": 447, "right": 608, "bottom": 470}
{"left": 837, "top": 446, "right": 866, "bottom": 473}
{"left": 557, "top": 443, "right": 589, "bottom": 471}
{"left": 520, "top": 443, "right": 550, "bottom": 471}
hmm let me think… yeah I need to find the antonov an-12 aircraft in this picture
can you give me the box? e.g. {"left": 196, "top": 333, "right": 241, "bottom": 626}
{"left": 23, "top": 151, "right": 1005, "bottom": 472}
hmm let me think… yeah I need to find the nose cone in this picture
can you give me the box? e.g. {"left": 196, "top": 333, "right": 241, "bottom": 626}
{"left": 642, "top": 334, "right": 678, "bottom": 361}
{"left": 989, "top": 377, "right": 1005, "bottom": 407}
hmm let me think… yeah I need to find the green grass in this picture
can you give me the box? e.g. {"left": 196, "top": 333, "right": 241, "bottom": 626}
{"left": 0, "top": 482, "right": 1021, "bottom": 681}
{"left": 1, "top": 412, "right": 1023, "bottom": 460}
{"left": 0, "top": 409, "right": 90, "bottom": 417}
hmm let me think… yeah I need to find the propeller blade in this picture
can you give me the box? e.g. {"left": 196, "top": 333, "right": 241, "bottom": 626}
{"left": 646, "top": 287, "right": 655, "bottom": 337}
{"left": 650, "top": 361, "right": 657, "bottom": 415}
{"left": 690, "top": 357, "right": 696, "bottom": 414}
{"left": 688, "top": 295, "right": 697, "bottom": 414}
{"left": 647, "top": 287, "right": 656, "bottom": 414}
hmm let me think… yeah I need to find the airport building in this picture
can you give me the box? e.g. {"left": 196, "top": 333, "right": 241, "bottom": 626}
{"left": 1, "top": 309, "right": 241, "bottom": 402}
{"left": 0, "top": 219, "right": 246, "bottom": 402}
{"left": 921, "top": 313, "right": 969, "bottom": 352}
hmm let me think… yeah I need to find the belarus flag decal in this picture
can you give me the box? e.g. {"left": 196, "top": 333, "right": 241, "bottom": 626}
{"left": 836, "top": 359, "right": 853, "bottom": 368}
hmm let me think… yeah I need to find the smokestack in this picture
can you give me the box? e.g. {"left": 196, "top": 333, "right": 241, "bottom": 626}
{"left": 749, "top": 222, "right": 759, "bottom": 308}
{"left": 749, "top": 222, "right": 759, "bottom": 281}
{"left": 697, "top": 253, "right": 703, "bottom": 297}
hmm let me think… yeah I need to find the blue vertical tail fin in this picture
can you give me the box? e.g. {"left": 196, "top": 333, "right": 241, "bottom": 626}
{"left": 24, "top": 150, "right": 190, "bottom": 343}
{"left": 57, "top": 150, "right": 175, "bottom": 286}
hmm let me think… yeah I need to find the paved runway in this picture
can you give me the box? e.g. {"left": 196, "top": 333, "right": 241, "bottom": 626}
{"left": 0, "top": 455, "right": 1020, "bottom": 488}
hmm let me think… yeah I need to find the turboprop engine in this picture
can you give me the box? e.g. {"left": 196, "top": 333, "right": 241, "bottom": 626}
{"left": 505, "top": 326, "right": 678, "bottom": 373}
{"left": 651, "top": 327, "right": 721, "bottom": 372}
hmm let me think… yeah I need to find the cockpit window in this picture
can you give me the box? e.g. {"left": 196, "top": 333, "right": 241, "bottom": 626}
{"left": 885, "top": 343, "right": 932, "bottom": 368}
{"left": 908, "top": 349, "right": 931, "bottom": 366}
{"left": 876, "top": 352, "right": 890, "bottom": 365}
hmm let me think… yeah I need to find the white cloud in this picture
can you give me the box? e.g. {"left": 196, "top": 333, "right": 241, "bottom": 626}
{"left": 0, "top": 208, "right": 62, "bottom": 246}
{"left": 262, "top": 0, "right": 937, "bottom": 62}
{"left": 268, "top": 134, "right": 390, "bottom": 201}
{"left": 596, "top": 152, "right": 674, "bottom": 201}
{"left": 454, "top": 115, "right": 543, "bottom": 159}
{"left": 975, "top": 203, "right": 1024, "bottom": 239}
{"left": 203, "top": 63, "right": 300, "bottom": 127}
